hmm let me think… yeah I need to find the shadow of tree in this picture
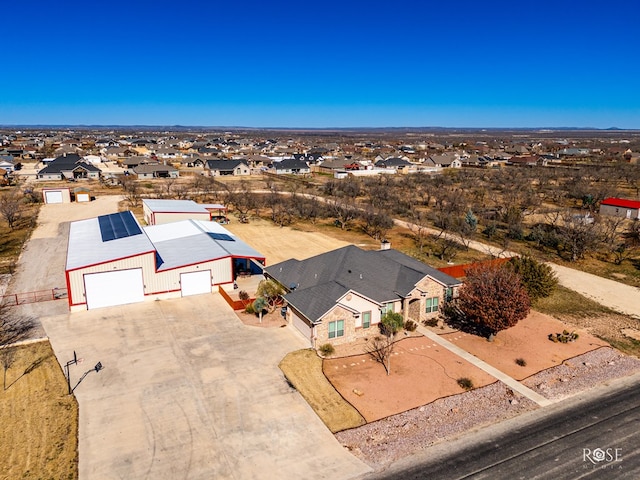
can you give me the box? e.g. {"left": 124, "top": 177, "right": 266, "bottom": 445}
{"left": 440, "top": 305, "right": 492, "bottom": 339}
{"left": 4, "top": 355, "right": 48, "bottom": 391}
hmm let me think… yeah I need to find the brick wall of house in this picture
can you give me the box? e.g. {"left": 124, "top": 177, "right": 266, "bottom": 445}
{"left": 406, "top": 278, "right": 447, "bottom": 323}
{"left": 315, "top": 305, "right": 357, "bottom": 347}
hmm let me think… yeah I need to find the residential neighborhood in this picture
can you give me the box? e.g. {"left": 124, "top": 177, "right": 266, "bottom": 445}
{"left": 1, "top": 126, "right": 639, "bottom": 480}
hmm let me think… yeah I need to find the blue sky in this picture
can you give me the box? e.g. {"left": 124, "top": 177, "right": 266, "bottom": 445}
{"left": 2, "top": 0, "right": 639, "bottom": 128}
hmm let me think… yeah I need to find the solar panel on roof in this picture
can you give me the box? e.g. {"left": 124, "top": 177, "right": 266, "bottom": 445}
{"left": 207, "top": 232, "right": 235, "bottom": 242}
{"left": 98, "top": 211, "right": 143, "bottom": 242}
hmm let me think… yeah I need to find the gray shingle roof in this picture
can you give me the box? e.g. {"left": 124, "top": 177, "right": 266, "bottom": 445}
{"left": 38, "top": 153, "right": 101, "bottom": 174}
{"left": 265, "top": 245, "right": 460, "bottom": 322}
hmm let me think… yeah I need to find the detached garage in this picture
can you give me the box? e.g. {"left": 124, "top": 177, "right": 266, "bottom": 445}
{"left": 74, "top": 187, "right": 91, "bottom": 202}
{"left": 143, "top": 199, "right": 214, "bottom": 225}
{"left": 43, "top": 187, "right": 71, "bottom": 204}
{"left": 66, "top": 210, "right": 265, "bottom": 311}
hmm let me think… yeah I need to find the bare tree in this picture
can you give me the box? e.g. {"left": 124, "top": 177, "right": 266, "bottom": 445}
{"left": 0, "top": 191, "right": 22, "bottom": 230}
{"left": 364, "top": 335, "right": 395, "bottom": 375}
{"left": 119, "top": 175, "right": 141, "bottom": 207}
{"left": 558, "top": 211, "right": 602, "bottom": 262}
{"left": 364, "top": 312, "right": 404, "bottom": 375}
{"left": 361, "top": 207, "right": 394, "bottom": 240}
{"left": 226, "top": 181, "right": 258, "bottom": 223}
{"left": 173, "top": 182, "right": 190, "bottom": 200}
{"left": 329, "top": 198, "right": 357, "bottom": 230}
{"left": 408, "top": 209, "right": 432, "bottom": 252}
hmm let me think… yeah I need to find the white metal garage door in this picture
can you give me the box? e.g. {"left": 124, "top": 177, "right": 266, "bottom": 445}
{"left": 77, "top": 193, "right": 90, "bottom": 202}
{"left": 180, "top": 270, "right": 211, "bottom": 297}
{"left": 45, "top": 190, "right": 64, "bottom": 204}
{"left": 292, "top": 312, "right": 313, "bottom": 346}
{"left": 84, "top": 269, "right": 145, "bottom": 309}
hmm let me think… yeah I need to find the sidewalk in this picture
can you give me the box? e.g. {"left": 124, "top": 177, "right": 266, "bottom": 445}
{"left": 417, "top": 325, "right": 553, "bottom": 407}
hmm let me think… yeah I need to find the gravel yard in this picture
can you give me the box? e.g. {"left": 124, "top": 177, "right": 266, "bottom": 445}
{"left": 335, "top": 347, "right": 640, "bottom": 471}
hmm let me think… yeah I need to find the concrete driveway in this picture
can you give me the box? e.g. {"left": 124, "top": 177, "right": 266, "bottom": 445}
{"left": 42, "top": 295, "right": 370, "bottom": 480}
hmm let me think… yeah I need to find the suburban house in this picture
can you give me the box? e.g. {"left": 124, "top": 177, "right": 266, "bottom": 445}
{"left": 599, "top": 197, "right": 640, "bottom": 220}
{"left": 120, "top": 156, "right": 158, "bottom": 168}
{"left": 204, "top": 159, "right": 250, "bottom": 176}
{"left": 271, "top": 158, "right": 311, "bottom": 175}
{"left": 264, "top": 245, "right": 461, "bottom": 347}
{"left": 132, "top": 163, "right": 179, "bottom": 179}
{"left": 65, "top": 211, "right": 265, "bottom": 311}
{"left": 374, "top": 157, "right": 413, "bottom": 170}
{"left": 424, "top": 154, "right": 462, "bottom": 168}
{"left": 508, "top": 155, "right": 545, "bottom": 167}
{"left": 0, "top": 156, "right": 15, "bottom": 171}
{"left": 36, "top": 153, "right": 102, "bottom": 181}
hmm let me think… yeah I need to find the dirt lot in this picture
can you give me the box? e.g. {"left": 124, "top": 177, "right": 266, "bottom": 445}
{"left": 440, "top": 311, "right": 610, "bottom": 380}
{"left": 224, "top": 218, "right": 353, "bottom": 264}
{"left": 322, "top": 312, "right": 610, "bottom": 424}
{"left": 323, "top": 336, "right": 497, "bottom": 422}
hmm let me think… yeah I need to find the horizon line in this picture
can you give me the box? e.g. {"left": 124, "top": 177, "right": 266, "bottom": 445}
{"left": 1, "top": 124, "right": 638, "bottom": 132}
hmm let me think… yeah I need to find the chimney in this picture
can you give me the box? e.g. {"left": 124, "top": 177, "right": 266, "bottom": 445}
{"left": 380, "top": 240, "right": 391, "bottom": 251}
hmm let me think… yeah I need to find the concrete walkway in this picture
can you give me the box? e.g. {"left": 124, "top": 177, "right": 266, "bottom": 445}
{"left": 417, "top": 325, "right": 553, "bottom": 407}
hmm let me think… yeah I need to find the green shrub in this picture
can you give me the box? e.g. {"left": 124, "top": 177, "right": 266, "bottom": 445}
{"left": 457, "top": 377, "right": 474, "bottom": 390}
{"left": 319, "top": 343, "right": 335, "bottom": 356}
{"left": 508, "top": 255, "right": 558, "bottom": 302}
{"left": 380, "top": 311, "right": 404, "bottom": 336}
{"left": 548, "top": 331, "right": 579, "bottom": 343}
{"left": 515, "top": 358, "right": 527, "bottom": 367}
{"left": 404, "top": 320, "right": 418, "bottom": 332}
{"left": 244, "top": 303, "right": 255, "bottom": 314}
{"left": 423, "top": 318, "right": 438, "bottom": 327}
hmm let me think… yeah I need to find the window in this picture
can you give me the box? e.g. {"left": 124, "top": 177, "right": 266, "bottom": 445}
{"left": 382, "top": 303, "right": 394, "bottom": 314}
{"left": 445, "top": 287, "right": 453, "bottom": 302}
{"left": 426, "top": 296, "right": 439, "bottom": 313}
{"left": 362, "top": 311, "right": 371, "bottom": 329}
{"left": 328, "top": 320, "right": 344, "bottom": 339}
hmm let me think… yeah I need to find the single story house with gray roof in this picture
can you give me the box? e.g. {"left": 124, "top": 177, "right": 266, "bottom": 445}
{"left": 204, "top": 159, "right": 250, "bottom": 176}
{"left": 264, "top": 245, "right": 461, "bottom": 347}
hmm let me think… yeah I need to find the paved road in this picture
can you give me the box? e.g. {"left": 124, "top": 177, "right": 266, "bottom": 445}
{"left": 366, "top": 373, "right": 640, "bottom": 479}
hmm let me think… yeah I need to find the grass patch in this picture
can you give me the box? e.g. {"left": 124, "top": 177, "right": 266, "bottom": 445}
{"left": 534, "top": 285, "right": 616, "bottom": 317}
{"left": 279, "top": 349, "right": 365, "bottom": 433}
{"left": 604, "top": 336, "right": 640, "bottom": 357}
{"left": 0, "top": 203, "right": 40, "bottom": 274}
{"left": 0, "top": 341, "right": 78, "bottom": 479}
